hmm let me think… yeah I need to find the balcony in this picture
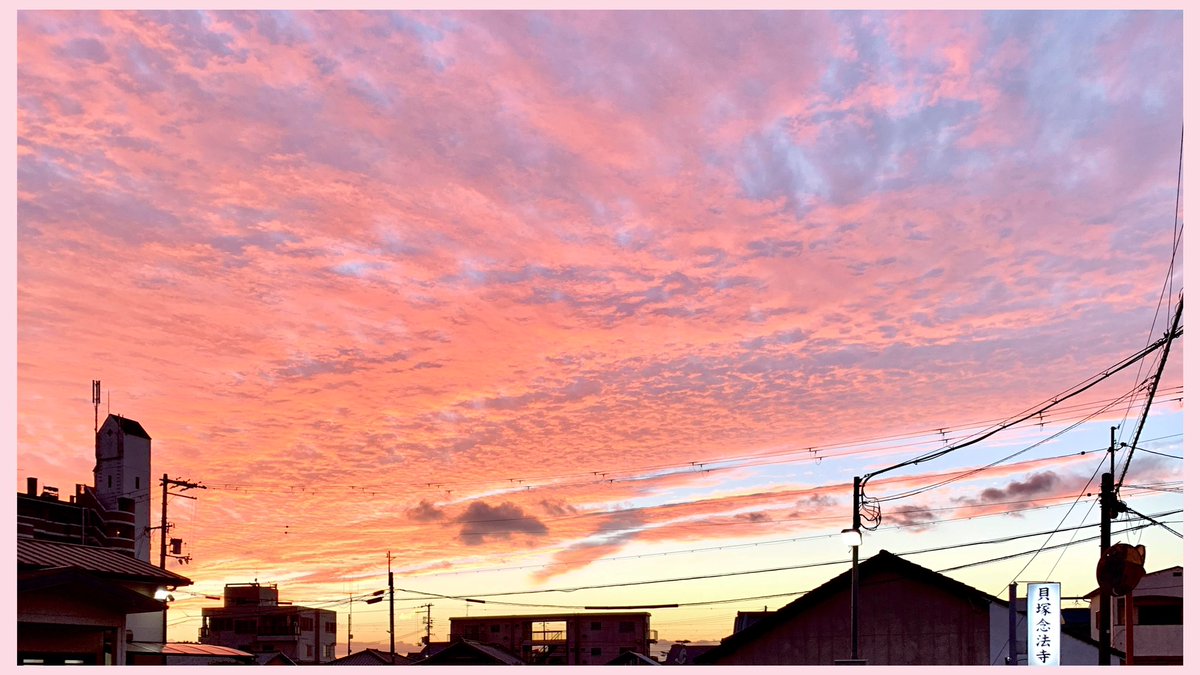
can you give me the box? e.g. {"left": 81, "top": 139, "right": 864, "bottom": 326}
{"left": 528, "top": 630, "right": 566, "bottom": 644}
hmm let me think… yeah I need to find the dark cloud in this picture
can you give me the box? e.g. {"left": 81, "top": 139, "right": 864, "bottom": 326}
{"left": 737, "top": 511, "right": 770, "bottom": 523}
{"left": 540, "top": 499, "right": 577, "bottom": 516}
{"left": 958, "top": 471, "right": 1062, "bottom": 507}
{"left": 796, "top": 493, "right": 838, "bottom": 510}
{"left": 887, "top": 505, "right": 938, "bottom": 530}
{"left": 406, "top": 499, "right": 446, "bottom": 522}
{"left": 456, "top": 500, "right": 549, "bottom": 546}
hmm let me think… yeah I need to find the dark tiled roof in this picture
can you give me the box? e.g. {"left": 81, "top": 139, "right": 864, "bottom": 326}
{"left": 329, "top": 648, "right": 411, "bottom": 665}
{"left": 696, "top": 550, "right": 997, "bottom": 664}
{"left": 164, "top": 643, "right": 254, "bottom": 657}
{"left": 417, "top": 639, "right": 524, "bottom": 665}
{"left": 108, "top": 414, "right": 151, "bottom": 439}
{"left": 18, "top": 538, "right": 190, "bottom": 586}
{"left": 256, "top": 652, "right": 297, "bottom": 665}
{"left": 607, "top": 651, "right": 661, "bottom": 665}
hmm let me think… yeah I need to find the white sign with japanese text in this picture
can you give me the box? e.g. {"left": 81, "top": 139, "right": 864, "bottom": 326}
{"left": 1027, "top": 582, "right": 1061, "bottom": 666}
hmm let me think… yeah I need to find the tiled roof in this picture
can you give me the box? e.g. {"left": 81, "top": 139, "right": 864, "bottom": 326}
{"left": 460, "top": 639, "right": 525, "bottom": 665}
{"left": 163, "top": 643, "right": 253, "bottom": 657}
{"left": 697, "top": 550, "right": 996, "bottom": 663}
{"left": 329, "top": 648, "right": 411, "bottom": 665}
{"left": 108, "top": 414, "right": 151, "bottom": 439}
{"left": 17, "top": 538, "right": 191, "bottom": 586}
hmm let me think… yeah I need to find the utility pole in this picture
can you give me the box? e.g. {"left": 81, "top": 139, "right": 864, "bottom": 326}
{"left": 1008, "top": 583, "right": 1017, "bottom": 665}
{"left": 347, "top": 593, "right": 353, "bottom": 657}
{"left": 850, "top": 476, "right": 861, "bottom": 661}
{"left": 388, "top": 551, "right": 395, "bottom": 664}
{"left": 154, "top": 474, "right": 205, "bottom": 646}
{"left": 423, "top": 603, "right": 433, "bottom": 648}
{"left": 157, "top": 474, "right": 205, "bottom": 569}
{"left": 1098, "top": 427, "right": 1116, "bottom": 665}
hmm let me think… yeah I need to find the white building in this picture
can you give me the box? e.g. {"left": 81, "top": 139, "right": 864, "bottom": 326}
{"left": 94, "top": 414, "right": 153, "bottom": 561}
{"left": 1086, "top": 566, "right": 1183, "bottom": 665}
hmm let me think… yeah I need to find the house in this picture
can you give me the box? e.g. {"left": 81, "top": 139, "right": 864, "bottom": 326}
{"left": 1085, "top": 565, "right": 1183, "bottom": 665}
{"left": 606, "top": 651, "right": 661, "bottom": 665}
{"left": 449, "top": 612, "right": 657, "bottom": 665}
{"left": 697, "top": 549, "right": 1120, "bottom": 665}
{"left": 256, "top": 651, "right": 299, "bottom": 665}
{"left": 415, "top": 638, "right": 524, "bottom": 665}
{"left": 662, "top": 642, "right": 715, "bottom": 665}
{"left": 199, "top": 582, "right": 338, "bottom": 664}
{"left": 159, "top": 643, "right": 256, "bottom": 665}
{"left": 17, "top": 538, "right": 192, "bottom": 665}
{"left": 329, "top": 648, "right": 412, "bottom": 665}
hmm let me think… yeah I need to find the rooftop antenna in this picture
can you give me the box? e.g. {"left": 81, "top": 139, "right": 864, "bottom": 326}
{"left": 92, "top": 380, "right": 101, "bottom": 434}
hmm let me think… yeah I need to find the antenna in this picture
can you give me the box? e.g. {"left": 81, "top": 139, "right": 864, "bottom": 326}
{"left": 92, "top": 380, "right": 101, "bottom": 434}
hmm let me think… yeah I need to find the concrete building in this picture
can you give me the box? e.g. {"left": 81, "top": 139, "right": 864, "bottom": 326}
{"left": 93, "top": 414, "right": 154, "bottom": 561}
{"left": 200, "top": 582, "right": 338, "bottom": 664}
{"left": 449, "top": 612, "right": 657, "bottom": 665}
{"left": 18, "top": 478, "right": 139, "bottom": 554}
{"left": 1086, "top": 566, "right": 1183, "bottom": 665}
{"left": 697, "top": 550, "right": 1119, "bottom": 666}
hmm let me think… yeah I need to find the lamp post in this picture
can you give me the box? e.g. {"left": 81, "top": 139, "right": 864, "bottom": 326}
{"left": 844, "top": 476, "right": 863, "bottom": 661}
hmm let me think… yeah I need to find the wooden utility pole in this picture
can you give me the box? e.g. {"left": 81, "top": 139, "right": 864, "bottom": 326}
{"left": 155, "top": 474, "right": 205, "bottom": 646}
{"left": 1098, "top": 428, "right": 1115, "bottom": 665}
{"left": 158, "top": 475, "right": 205, "bottom": 569}
{"left": 423, "top": 603, "right": 433, "bottom": 647}
{"left": 388, "top": 551, "right": 395, "bottom": 664}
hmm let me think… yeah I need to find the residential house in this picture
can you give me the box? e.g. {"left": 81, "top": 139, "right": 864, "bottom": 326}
{"left": 1086, "top": 565, "right": 1183, "bottom": 665}
{"left": 697, "top": 549, "right": 1120, "bottom": 665}
{"left": 662, "top": 642, "right": 715, "bottom": 665}
{"left": 416, "top": 638, "right": 524, "bottom": 665}
{"left": 17, "top": 538, "right": 192, "bottom": 665}
{"left": 329, "top": 648, "right": 412, "bottom": 665}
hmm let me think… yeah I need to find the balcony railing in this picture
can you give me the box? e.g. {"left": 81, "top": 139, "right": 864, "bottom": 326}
{"left": 529, "top": 630, "right": 565, "bottom": 643}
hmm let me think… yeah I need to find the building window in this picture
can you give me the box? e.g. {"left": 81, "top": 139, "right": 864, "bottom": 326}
{"left": 326, "top": 621, "right": 336, "bottom": 633}
{"left": 591, "top": 621, "right": 601, "bottom": 631}
{"left": 300, "top": 617, "right": 314, "bottom": 632}
{"left": 107, "top": 476, "right": 112, "bottom": 488}
{"left": 619, "top": 621, "right": 634, "bottom": 633}
{"left": 234, "top": 619, "right": 256, "bottom": 634}
{"left": 591, "top": 648, "right": 602, "bottom": 656}
{"left": 1139, "top": 604, "right": 1183, "bottom": 625}
{"left": 307, "top": 644, "right": 313, "bottom": 658}
{"left": 491, "top": 624, "right": 501, "bottom": 633}
{"left": 135, "top": 477, "right": 140, "bottom": 489}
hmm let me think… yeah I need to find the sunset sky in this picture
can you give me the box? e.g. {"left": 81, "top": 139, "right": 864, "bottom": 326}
{"left": 15, "top": 9, "right": 1184, "bottom": 658}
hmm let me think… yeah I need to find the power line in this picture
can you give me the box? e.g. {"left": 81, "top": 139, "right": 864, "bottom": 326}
{"left": 194, "top": 386, "right": 1181, "bottom": 499}
{"left": 389, "top": 509, "right": 1182, "bottom": 602}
